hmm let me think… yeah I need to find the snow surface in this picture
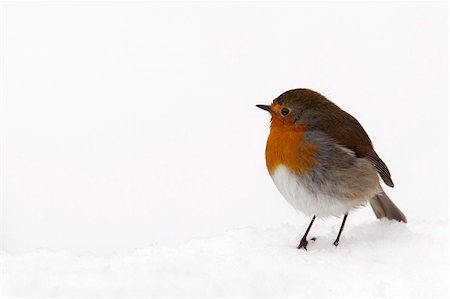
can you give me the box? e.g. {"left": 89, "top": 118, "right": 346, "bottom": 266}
{"left": 2, "top": 220, "right": 448, "bottom": 297}
{"left": 1, "top": 2, "right": 448, "bottom": 297}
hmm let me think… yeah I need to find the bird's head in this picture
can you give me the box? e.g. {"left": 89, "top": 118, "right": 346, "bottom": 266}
{"left": 257, "top": 88, "right": 334, "bottom": 129}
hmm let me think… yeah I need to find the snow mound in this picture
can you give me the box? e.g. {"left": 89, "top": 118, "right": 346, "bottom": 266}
{"left": 1, "top": 220, "right": 448, "bottom": 297}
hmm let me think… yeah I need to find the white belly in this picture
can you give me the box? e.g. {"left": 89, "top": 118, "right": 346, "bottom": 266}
{"left": 270, "top": 165, "right": 355, "bottom": 217}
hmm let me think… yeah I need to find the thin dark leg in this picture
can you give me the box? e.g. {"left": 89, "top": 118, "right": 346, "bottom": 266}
{"left": 333, "top": 213, "right": 348, "bottom": 247}
{"left": 297, "top": 216, "right": 316, "bottom": 250}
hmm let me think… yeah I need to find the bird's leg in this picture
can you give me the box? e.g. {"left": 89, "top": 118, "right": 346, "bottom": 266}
{"left": 333, "top": 213, "right": 348, "bottom": 247}
{"left": 297, "top": 215, "right": 316, "bottom": 250}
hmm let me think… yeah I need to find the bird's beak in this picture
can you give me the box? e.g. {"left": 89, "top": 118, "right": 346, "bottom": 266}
{"left": 256, "top": 104, "right": 271, "bottom": 112}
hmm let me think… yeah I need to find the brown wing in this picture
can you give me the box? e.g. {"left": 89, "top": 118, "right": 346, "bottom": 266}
{"left": 316, "top": 108, "right": 394, "bottom": 188}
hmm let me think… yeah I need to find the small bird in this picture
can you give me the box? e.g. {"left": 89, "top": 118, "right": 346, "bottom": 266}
{"left": 257, "top": 89, "right": 406, "bottom": 249}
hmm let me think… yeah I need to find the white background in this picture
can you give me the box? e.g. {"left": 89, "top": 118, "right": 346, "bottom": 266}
{"left": 1, "top": 2, "right": 448, "bottom": 255}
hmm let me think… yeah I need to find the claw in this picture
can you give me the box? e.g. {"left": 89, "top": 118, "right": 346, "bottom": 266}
{"left": 297, "top": 238, "right": 309, "bottom": 250}
{"left": 298, "top": 237, "right": 317, "bottom": 250}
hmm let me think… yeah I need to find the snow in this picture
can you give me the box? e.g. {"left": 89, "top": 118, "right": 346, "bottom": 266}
{"left": 1, "top": 2, "right": 448, "bottom": 297}
{"left": 2, "top": 220, "right": 447, "bottom": 297}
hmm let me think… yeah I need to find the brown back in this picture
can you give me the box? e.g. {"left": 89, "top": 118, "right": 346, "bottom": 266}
{"left": 316, "top": 108, "right": 394, "bottom": 187}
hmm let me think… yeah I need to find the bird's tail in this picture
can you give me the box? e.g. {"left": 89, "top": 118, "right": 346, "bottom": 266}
{"left": 369, "top": 190, "right": 407, "bottom": 223}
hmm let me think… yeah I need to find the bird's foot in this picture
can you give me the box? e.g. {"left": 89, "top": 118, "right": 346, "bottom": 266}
{"left": 297, "top": 237, "right": 317, "bottom": 250}
{"left": 297, "top": 238, "right": 308, "bottom": 250}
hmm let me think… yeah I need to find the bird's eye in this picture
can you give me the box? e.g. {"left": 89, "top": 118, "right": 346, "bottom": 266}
{"left": 281, "top": 108, "right": 290, "bottom": 116}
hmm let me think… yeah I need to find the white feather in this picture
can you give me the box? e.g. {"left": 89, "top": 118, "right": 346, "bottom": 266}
{"left": 270, "top": 165, "right": 358, "bottom": 217}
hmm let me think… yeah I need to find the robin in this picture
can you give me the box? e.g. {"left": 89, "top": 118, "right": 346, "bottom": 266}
{"left": 257, "top": 88, "right": 407, "bottom": 250}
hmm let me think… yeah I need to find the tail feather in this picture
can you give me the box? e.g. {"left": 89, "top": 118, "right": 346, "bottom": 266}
{"left": 370, "top": 190, "right": 407, "bottom": 223}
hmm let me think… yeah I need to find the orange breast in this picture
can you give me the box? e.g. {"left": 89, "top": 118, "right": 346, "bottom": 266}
{"left": 266, "top": 122, "right": 317, "bottom": 175}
